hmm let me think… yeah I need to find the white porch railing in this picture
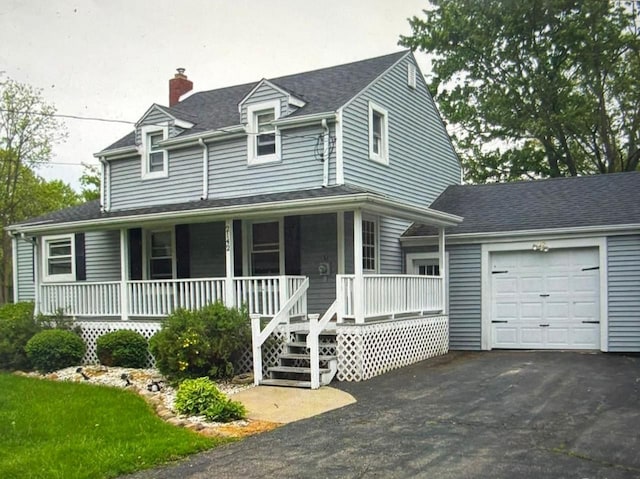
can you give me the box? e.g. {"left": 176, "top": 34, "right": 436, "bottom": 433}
{"left": 127, "top": 278, "right": 227, "bottom": 317}
{"left": 40, "top": 282, "right": 121, "bottom": 317}
{"left": 39, "top": 275, "right": 308, "bottom": 319}
{"left": 337, "top": 274, "right": 444, "bottom": 322}
{"left": 234, "top": 276, "right": 307, "bottom": 318}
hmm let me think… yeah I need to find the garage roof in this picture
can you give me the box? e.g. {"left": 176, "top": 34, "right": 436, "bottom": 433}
{"left": 404, "top": 171, "right": 640, "bottom": 237}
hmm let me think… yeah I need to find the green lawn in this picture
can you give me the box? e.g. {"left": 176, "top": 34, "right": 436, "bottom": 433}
{"left": 0, "top": 373, "right": 227, "bottom": 479}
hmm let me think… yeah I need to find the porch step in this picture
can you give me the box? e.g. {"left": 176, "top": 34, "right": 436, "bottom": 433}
{"left": 268, "top": 365, "right": 330, "bottom": 375}
{"left": 279, "top": 353, "right": 336, "bottom": 362}
{"left": 261, "top": 378, "right": 312, "bottom": 388}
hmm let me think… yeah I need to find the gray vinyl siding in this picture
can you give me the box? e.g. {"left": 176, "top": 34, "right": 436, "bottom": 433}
{"left": 379, "top": 216, "right": 410, "bottom": 274}
{"left": 16, "top": 239, "right": 35, "bottom": 301}
{"left": 208, "top": 124, "right": 334, "bottom": 199}
{"left": 607, "top": 235, "right": 640, "bottom": 352}
{"left": 240, "top": 83, "right": 289, "bottom": 124}
{"left": 109, "top": 145, "right": 203, "bottom": 210}
{"left": 342, "top": 54, "right": 460, "bottom": 207}
{"left": 447, "top": 244, "right": 482, "bottom": 350}
{"left": 300, "top": 214, "right": 338, "bottom": 314}
{"left": 189, "top": 222, "right": 226, "bottom": 278}
{"left": 344, "top": 212, "right": 354, "bottom": 274}
{"left": 85, "top": 231, "right": 120, "bottom": 282}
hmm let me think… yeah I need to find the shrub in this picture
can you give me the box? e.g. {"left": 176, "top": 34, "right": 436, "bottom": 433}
{"left": 96, "top": 330, "right": 148, "bottom": 368}
{"left": 149, "top": 302, "right": 250, "bottom": 382}
{"left": 0, "top": 302, "right": 40, "bottom": 371}
{"left": 25, "top": 329, "right": 86, "bottom": 373}
{"left": 174, "top": 377, "right": 246, "bottom": 422}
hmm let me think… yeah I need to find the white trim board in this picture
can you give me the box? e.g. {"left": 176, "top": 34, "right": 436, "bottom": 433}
{"left": 480, "top": 237, "right": 608, "bottom": 352}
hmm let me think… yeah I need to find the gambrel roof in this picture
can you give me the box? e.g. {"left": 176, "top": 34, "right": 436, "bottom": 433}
{"left": 102, "top": 50, "right": 409, "bottom": 152}
{"left": 404, "top": 171, "right": 640, "bottom": 237}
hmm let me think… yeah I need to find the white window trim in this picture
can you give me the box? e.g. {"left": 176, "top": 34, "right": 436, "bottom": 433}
{"left": 244, "top": 218, "right": 285, "bottom": 275}
{"left": 140, "top": 124, "right": 169, "bottom": 180}
{"left": 407, "top": 63, "right": 417, "bottom": 89}
{"left": 368, "top": 101, "right": 389, "bottom": 165}
{"left": 362, "top": 216, "right": 379, "bottom": 273}
{"left": 247, "top": 100, "right": 281, "bottom": 165}
{"left": 42, "top": 234, "right": 75, "bottom": 283}
{"left": 143, "top": 228, "right": 176, "bottom": 280}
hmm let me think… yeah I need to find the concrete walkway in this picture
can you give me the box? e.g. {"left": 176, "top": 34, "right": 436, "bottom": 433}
{"left": 233, "top": 385, "right": 356, "bottom": 423}
{"left": 125, "top": 351, "right": 640, "bottom": 479}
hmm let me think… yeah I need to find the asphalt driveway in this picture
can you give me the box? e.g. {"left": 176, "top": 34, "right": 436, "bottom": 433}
{"left": 126, "top": 351, "right": 640, "bottom": 478}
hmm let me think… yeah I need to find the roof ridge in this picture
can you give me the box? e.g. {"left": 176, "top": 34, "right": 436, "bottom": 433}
{"left": 455, "top": 171, "right": 640, "bottom": 189}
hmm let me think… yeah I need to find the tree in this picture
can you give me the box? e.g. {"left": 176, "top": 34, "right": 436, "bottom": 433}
{"left": 400, "top": 0, "right": 640, "bottom": 182}
{"left": 79, "top": 163, "right": 101, "bottom": 202}
{"left": 0, "top": 77, "right": 74, "bottom": 303}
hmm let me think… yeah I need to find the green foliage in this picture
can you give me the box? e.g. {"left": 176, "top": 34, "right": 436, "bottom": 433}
{"left": 149, "top": 302, "right": 251, "bottom": 381}
{"left": 174, "top": 377, "right": 246, "bottom": 422}
{"left": 96, "top": 330, "right": 148, "bottom": 368}
{"left": 79, "top": 162, "right": 101, "bottom": 202}
{"left": 0, "top": 373, "right": 219, "bottom": 479}
{"left": 25, "top": 329, "right": 86, "bottom": 373}
{"left": 0, "top": 302, "right": 40, "bottom": 371}
{"left": 400, "top": 0, "right": 640, "bottom": 182}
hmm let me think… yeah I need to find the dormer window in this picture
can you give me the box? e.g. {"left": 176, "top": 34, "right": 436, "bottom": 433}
{"left": 247, "top": 100, "right": 281, "bottom": 165}
{"left": 368, "top": 101, "right": 389, "bottom": 164}
{"left": 140, "top": 125, "right": 168, "bottom": 179}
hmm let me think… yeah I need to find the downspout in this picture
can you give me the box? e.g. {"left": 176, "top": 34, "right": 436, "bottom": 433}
{"left": 199, "top": 138, "right": 209, "bottom": 200}
{"left": 322, "top": 119, "right": 330, "bottom": 187}
{"left": 98, "top": 156, "right": 110, "bottom": 212}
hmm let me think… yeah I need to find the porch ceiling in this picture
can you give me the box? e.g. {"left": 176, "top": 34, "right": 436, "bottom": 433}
{"left": 8, "top": 185, "right": 462, "bottom": 235}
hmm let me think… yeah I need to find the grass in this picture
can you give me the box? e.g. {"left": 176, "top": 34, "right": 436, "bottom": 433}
{"left": 0, "top": 373, "right": 228, "bottom": 479}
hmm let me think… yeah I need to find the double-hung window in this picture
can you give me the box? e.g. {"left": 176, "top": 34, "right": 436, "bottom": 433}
{"left": 251, "top": 221, "right": 281, "bottom": 275}
{"left": 148, "top": 230, "right": 174, "bottom": 279}
{"left": 43, "top": 235, "right": 75, "bottom": 282}
{"left": 362, "top": 218, "right": 377, "bottom": 272}
{"left": 368, "top": 101, "right": 389, "bottom": 164}
{"left": 141, "top": 125, "right": 168, "bottom": 179}
{"left": 247, "top": 100, "right": 280, "bottom": 164}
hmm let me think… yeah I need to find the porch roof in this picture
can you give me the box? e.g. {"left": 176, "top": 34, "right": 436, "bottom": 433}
{"left": 8, "top": 185, "right": 462, "bottom": 235}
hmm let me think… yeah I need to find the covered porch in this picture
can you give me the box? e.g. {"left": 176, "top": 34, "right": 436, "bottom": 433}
{"left": 13, "top": 187, "right": 462, "bottom": 388}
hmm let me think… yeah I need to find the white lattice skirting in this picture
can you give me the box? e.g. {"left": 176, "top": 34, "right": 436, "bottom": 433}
{"left": 76, "top": 320, "right": 287, "bottom": 374}
{"left": 77, "top": 320, "right": 163, "bottom": 367}
{"left": 336, "top": 315, "right": 449, "bottom": 382}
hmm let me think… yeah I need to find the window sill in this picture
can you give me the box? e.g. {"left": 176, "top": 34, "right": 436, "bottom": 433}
{"left": 141, "top": 171, "right": 169, "bottom": 181}
{"left": 368, "top": 154, "right": 389, "bottom": 166}
{"left": 42, "top": 274, "right": 76, "bottom": 283}
{"left": 248, "top": 155, "right": 281, "bottom": 166}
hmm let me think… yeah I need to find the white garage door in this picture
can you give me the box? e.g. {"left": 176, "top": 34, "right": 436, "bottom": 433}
{"left": 491, "top": 248, "right": 600, "bottom": 349}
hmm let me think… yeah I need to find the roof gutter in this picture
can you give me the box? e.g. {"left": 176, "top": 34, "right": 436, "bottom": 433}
{"left": 400, "top": 223, "right": 640, "bottom": 246}
{"left": 9, "top": 193, "right": 462, "bottom": 236}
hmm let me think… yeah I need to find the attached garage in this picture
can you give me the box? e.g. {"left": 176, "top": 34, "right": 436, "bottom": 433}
{"left": 489, "top": 247, "right": 601, "bottom": 350}
{"left": 402, "top": 172, "right": 640, "bottom": 353}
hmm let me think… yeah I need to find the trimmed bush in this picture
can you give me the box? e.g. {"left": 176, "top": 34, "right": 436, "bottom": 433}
{"left": 174, "top": 377, "right": 246, "bottom": 422}
{"left": 149, "top": 302, "right": 250, "bottom": 382}
{"left": 25, "top": 329, "right": 86, "bottom": 373}
{"left": 96, "top": 330, "right": 148, "bottom": 368}
{"left": 0, "top": 302, "right": 40, "bottom": 371}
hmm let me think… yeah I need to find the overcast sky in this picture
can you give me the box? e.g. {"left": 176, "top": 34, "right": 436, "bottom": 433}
{"left": 0, "top": 0, "right": 430, "bottom": 189}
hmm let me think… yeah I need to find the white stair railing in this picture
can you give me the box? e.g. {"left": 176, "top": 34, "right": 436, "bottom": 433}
{"left": 308, "top": 299, "right": 338, "bottom": 389}
{"left": 250, "top": 277, "right": 309, "bottom": 385}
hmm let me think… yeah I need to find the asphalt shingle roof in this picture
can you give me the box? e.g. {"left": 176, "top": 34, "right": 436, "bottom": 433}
{"left": 404, "top": 172, "right": 640, "bottom": 237}
{"left": 11, "top": 185, "right": 373, "bottom": 229}
{"left": 101, "top": 51, "right": 408, "bottom": 152}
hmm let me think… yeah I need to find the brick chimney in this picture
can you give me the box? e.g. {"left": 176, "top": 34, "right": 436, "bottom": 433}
{"left": 169, "top": 68, "right": 193, "bottom": 106}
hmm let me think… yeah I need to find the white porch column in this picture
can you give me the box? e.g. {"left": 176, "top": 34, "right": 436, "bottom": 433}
{"left": 438, "top": 227, "right": 447, "bottom": 314}
{"left": 353, "top": 209, "right": 364, "bottom": 323}
{"left": 337, "top": 211, "right": 345, "bottom": 274}
{"left": 119, "top": 228, "right": 129, "bottom": 321}
{"left": 11, "top": 235, "right": 18, "bottom": 303}
{"left": 224, "top": 219, "right": 235, "bottom": 308}
{"left": 33, "top": 238, "right": 40, "bottom": 315}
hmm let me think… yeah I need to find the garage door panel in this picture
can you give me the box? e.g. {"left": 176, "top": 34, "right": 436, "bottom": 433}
{"left": 490, "top": 247, "right": 600, "bottom": 350}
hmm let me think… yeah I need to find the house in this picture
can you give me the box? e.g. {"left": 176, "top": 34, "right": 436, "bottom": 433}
{"left": 402, "top": 173, "right": 640, "bottom": 353}
{"left": 8, "top": 51, "right": 463, "bottom": 388}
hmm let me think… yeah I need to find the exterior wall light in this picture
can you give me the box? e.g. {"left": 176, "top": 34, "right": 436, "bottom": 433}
{"left": 532, "top": 242, "right": 550, "bottom": 252}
